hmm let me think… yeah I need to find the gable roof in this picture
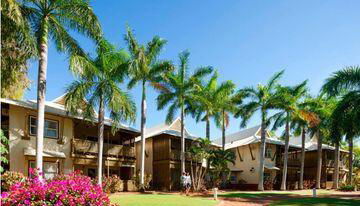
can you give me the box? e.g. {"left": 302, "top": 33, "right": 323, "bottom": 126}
{"left": 1, "top": 97, "right": 139, "bottom": 134}
{"left": 135, "top": 117, "right": 199, "bottom": 142}
{"left": 213, "top": 125, "right": 301, "bottom": 150}
{"left": 290, "top": 134, "right": 348, "bottom": 153}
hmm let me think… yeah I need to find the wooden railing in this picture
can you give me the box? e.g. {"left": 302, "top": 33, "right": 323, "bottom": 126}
{"left": 72, "top": 138, "right": 135, "bottom": 159}
{"left": 325, "top": 160, "right": 345, "bottom": 168}
{"left": 276, "top": 156, "right": 301, "bottom": 167}
{"left": 170, "top": 150, "right": 193, "bottom": 161}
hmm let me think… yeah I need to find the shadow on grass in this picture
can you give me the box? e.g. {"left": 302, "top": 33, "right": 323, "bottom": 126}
{"left": 218, "top": 192, "right": 293, "bottom": 199}
{"left": 270, "top": 197, "right": 360, "bottom": 206}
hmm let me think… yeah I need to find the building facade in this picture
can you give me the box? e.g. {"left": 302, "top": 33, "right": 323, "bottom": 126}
{"left": 1, "top": 96, "right": 140, "bottom": 191}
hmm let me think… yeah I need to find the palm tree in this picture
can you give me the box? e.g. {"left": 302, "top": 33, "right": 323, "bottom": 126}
{"left": 155, "top": 50, "right": 212, "bottom": 173}
{"left": 125, "top": 26, "right": 173, "bottom": 187}
{"left": 306, "top": 96, "right": 336, "bottom": 189}
{"left": 234, "top": 70, "right": 284, "bottom": 191}
{"left": 271, "top": 81, "right": 308, "bottom": 190}
{"left": 21, "top": 0, "right": 102, "bottom": 177}
{"left": 289, "top": 102, "right": 319, "bottom": 190}
{"left": 64, "top": 40, "right": 136, "bottom": 185}
{"left": 322, "top": 66, "right": 360, "bottom": 185}
{"left": 191, "top": 72, "right": 235, "bottom": 141}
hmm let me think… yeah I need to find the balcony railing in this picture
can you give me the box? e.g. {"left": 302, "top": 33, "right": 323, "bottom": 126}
{"left": 276, "top": 157, "right": 301, "bottom": 167}
{"left": 72, "top": 138, "right": 135, "bottom": 159}
{"left": 326, "top": 160, "right": 345, "bottom": 168}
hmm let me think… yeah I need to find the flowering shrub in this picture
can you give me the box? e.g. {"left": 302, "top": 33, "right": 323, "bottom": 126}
{"left": 1, "top": 170, "right": 116, "bottom": 206}
{"left": 1, "top": 171, "right": 26, "bottom": 191}
{"left": 103, "top": 175, "right": 122, "bottom": 193}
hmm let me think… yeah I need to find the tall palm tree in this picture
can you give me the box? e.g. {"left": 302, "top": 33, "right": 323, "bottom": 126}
{"left": 234, "top": 70, "right": 284, "bottom": 191}
{"left": 64, "top": 40, "right": 136, "bottom": 185}
{"left": 271, "top": 80, "right": 308, "bottom": 190}
{"left": 322, "top": 66, "right": 360, "bottom": 185}
{"left": 306, "top": 96, "right": 336, "bottom": 189}
{"left": 289, "top": 102, "right": 319, "bottom": 190}
{"left": 21, "top": 0, "right": 102, "bottom": 177}
{"left": 125, "top": 26, "right": 173, "bottom": 187}
{"left": 155, "top": 50, "right": 212, "bottom": 173}
{"left": 191, "top": 72, "right": 234, "bottom": 141}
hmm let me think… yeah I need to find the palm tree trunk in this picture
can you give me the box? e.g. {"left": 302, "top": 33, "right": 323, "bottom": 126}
{"left": 281, "top": 114, "right": 290, "bottom": 190}
{"left": 206, "top": 116, "right": 210, "bottom": 140}
{"left": 140, "top": 80, "right": 147, "bottom": 188}
{"left": 97, "top": 97, "right": 105, "bottom": 185}
{"left": 180, "top": 102, "right": 185, "bottom": 173}
{"left": 348, "top": 137, "right": 353, "bottom": 185}
{"left": 333, "top": 141, "right": 340, "bottom": 189}
{"left": 258, "top": 115, "right": 266, "bottom": 191}
{"left": 35, "top": 20, "right": 49, "bottom": 180}
{"left": 222, "top": 109, "right": 226, "bottom": 150}
{"left": 316, "top": 130, "right": 322, "bottom": 189}
{"left": 299, "top": 127, "right": 306, "bottom": 190}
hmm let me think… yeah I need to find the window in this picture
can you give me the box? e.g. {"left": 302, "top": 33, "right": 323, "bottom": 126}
{"left": 29, "top": 161, "right": 59, "bottom": 180}
{"left": 265, "top": 148, "right": 272, "bottom": 159}
{"left": 29, "top": 116, "right": 59, "bottom": 139}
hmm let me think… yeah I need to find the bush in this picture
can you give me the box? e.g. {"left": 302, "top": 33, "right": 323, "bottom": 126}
{"left": 1, "top": 169, "right": 116, "bottom": 206}
{"left": 132, "top": 171, "right": 152, "bottom": 190}
{"left": 338, "top": 185, "right": 355, "bottom": 191}
{"left": 103, "top": 175, "right": 122, "bottom": 193}
{"left": 1, "top": 171, "right": 25, "bottom": 191}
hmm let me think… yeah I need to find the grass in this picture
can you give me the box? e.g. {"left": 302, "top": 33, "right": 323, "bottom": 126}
{"left": 218, "top": 189, "right": 333, "bottom": 198}
{"left": 270, "top": 197, "right": 360, "bottom": 206}
{"left": 110, "top": 194, "right": 218, "bottom": 206}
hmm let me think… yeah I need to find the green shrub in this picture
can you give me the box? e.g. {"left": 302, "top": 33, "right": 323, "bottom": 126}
{"left": 132, "top": 172, "right": 152, "bottom": 190}
{"left": 338, "top": 185, "right": 355, "bottom": 191}
{"left": 103, "top": 175, "right": 122, "bottom": 193}
{"left": 1, "top": 171, "right": 25, "bottom": 191}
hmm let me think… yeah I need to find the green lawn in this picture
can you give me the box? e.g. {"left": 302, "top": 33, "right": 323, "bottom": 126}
{"left": 218, "top": 189, "right": 332, "bottom": 198}
{"left": 110, "top": 194, "right": 218, "bottom": 206}
{"left": 270, "top": 197, "right": 360, "bottom": 206}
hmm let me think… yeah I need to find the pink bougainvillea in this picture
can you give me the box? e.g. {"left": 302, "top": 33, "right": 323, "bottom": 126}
{"left": 1, "top": 169, "right": 116, "bottom": 206}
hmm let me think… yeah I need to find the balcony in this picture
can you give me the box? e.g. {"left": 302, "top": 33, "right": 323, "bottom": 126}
{"left": 72, "top": 138, "right": 135, "bottom": 160}
{"left": 325, "top": 160, "right": 345, "bottom": 168}
{"left": 170, "top": 150, "right": 193, "bottom": 162}
{"left": 276, "top": 158, "right": 301, "bottom": 167}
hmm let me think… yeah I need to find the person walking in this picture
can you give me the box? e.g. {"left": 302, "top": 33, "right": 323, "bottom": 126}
{"left": 180, "top": 172, "right": 187, "bottom": 194}
{"left": 185, "top": 172, "right": 192, "bottom": 196}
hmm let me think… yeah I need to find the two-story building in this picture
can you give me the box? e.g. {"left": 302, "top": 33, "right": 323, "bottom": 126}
{"left": 135, "top": 118, "right": 202, "bottom": 191}
{"left": 290, "top": 135, "right": 350, "bottom": 189}
{"left": 1, "top": 96, "right": 140, "bottom": 190}
{"left": 213, "top": 126, "right": 302, "bottom": 190}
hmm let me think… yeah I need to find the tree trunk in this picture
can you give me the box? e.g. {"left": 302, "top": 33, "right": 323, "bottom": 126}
{"left": 348, "top": 137, "right": 353, "bottom": 185}
{"left": 299, "top": 127, "right": 306, "bottom": 190}
{"left": 258, "top": 116, "right": 266, "bottom": 191}
{"left": 316, "top": 130, "right": 322, "bottom": 189}
{"left": 35, "top": 20, "right": 49, "bottom": 180}
{"left": 281, "top": 113, "right": 290, "bottom": 191}
{"left": 139, "top": 81, "right": 147, "bottom": 188}
{"left": 222, "top": 109, "right": 226, "bottom": 150}
{"left": 97, "top": 97, "right": 105, "bottom": 185}
{"left": 180, "top": 102, "right": 185, "bottom": 173}
{"left": 206, "top": 116, "right": 210, "bottom": 140}
{"left": 333, "top": 141, "right": 340, "bottom": 189}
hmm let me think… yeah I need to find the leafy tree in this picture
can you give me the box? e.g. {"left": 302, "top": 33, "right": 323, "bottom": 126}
{"left": 125, "top": 26, "right": 173, "bottom": 188}
{"left": 234, "top": 70, "right": 284, "bottom": 191}
{"left": 21, "top": 0, "right": 102, "bottom": 177}
{"left": 1, "top": 0, "right": 36, "bottom": 99}
{"left": 322, "top": 66, "right": 360, "bottom": 185}
{"left": 65, "top": 40, "right": 136, "bottom": 185}
{"left": 155, "top": 50, "right": 212, "bottom": 173}
{"left": 271, "top": 80, "right": 308, "bottom": 190}
{"left": 187, "top": 138, "right": 213, "bottom": 191}
{"left": 209, "top": 149, "right": 235, "bottom": 187}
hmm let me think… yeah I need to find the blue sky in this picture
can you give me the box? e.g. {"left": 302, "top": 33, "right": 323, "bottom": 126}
{"left": 24, "top": 0, "right": 360, "bottom": 140}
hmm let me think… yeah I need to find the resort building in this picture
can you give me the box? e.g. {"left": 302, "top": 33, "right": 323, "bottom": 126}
{"left": 134, "top": 118, "right": 202, "bottom": 191}
{"left": 290, "top": 135, "right": 350, "bottom": 189}
{"left": 213, "top": 126, "right": 302, "bottom": 190}
{"left": 1, "top": 96, "right": 140, "bottom": 190}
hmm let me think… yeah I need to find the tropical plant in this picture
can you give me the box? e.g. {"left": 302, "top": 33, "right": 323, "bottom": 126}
{"left": 0, "top": 129, "right": 9, "bottom": 173}
{"left": 187, "top": 138, "right": 213, "bottom": 191}
{"left": 234, "top": 70, "right": 284, "bottom": 191}
{"left": 125, "top": 26, "right": 173, "bottom": 188}
{"left": 305, "top": 96, "right": 337, "bottom": 189}
{"left": 1, "top": 0, "right": 36, "bottom": 99}
{"left": 20, "top": 0, "right": 102, "bottom": 178}
{"left": 155, "top": 50, "right": 212, "bottom": 173}
{"left": 322, "top": 66, "right": 360, "bottom": 185}
{"left": 209, "top": 149, "right": 235, "bottom": 188}
{"left": 271, "top": 80, "right": 308, "bottom": 190}
{"left": 65, "top": 40, "right": 136, "bottom": 185}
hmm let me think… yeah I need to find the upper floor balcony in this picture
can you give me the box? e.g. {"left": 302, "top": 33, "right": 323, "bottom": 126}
{"left": 71, "top": 138, "right": 135, "bottom": 160}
